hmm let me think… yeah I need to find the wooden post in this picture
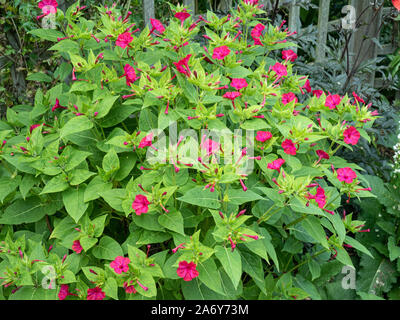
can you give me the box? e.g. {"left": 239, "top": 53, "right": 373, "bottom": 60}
{"left": 217, "top": 0, "right": 232, "bottom": 13}
{"left": 288, "top": 2, "right": 300, "bottom": 53}
{"left": 348, "top": 0, "right": 383, "bottom": 87}
{"left": 184, "top": 0, "right": 196, "bottom": 13}
{"left": 143, "top": 0, "right": 155, "bottom": 28}
{"left": 316, "top": 0, "right": 330, "bottom": 63}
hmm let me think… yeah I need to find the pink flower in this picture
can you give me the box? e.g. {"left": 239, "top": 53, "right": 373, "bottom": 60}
{"left": 150, "top": 18, "right": 165, "bottom": 34}
{"left": 72, "top": 240, "right": 83, "bottom": 254}
{"left": 132, "top": 194, "right": 150, "bottom": 215}
{"left": 325, "top": 94, "right": 342, "bottom": 109}
{"left": 223, "top": 91, "right": 241, "bottom": 101}
{"left": 176, "top": 261, "right": 199, "bottom": 281}
{"left": 38, "top": 0, "right": 58, "bottom": 14}
{"left": 110, "top": 256, "right": 130, "bottom": 274}
{"left": 244, "top": 0, "right": 259, "bottom": 5}
{"left": 314, "top": 187, "right": 326, "bottom": 208}
{"left": 122, "top": 64, "right": 137, "bottom": 86}
{"left": 174, "top": 9, "right": 191, "bottom": 25}
{"left": 312, "top": 90, "right": 324, "bottom": 98}
{"left": 267, "top": 158, "right": 285, "bottom": 173}
{"left": 306, "top": 187, "right": 326, "bottom": 209}
{"left": 87, "top": 287, "right": 105, "bottom": 300}
{"left": 29, "top": 124, "right": 41, "bottom": 133}
{"left": 173, "top": 54, "right": 192, "bottom": 77}
{"left": 337, "top": 167, "right": 357, "bottom": 184}
{"left": 58, "top": 284, "right": 76, "bottom": 300}
{"left": 281, "top": 92, "right": 298, "bottom": 105}
{"left": 231, "top": 78, "right": 248, "bottom": 91}
{"left": 316, "top": 149, "right": 330, "bottom": 164}
{"left": 251, "top": 24, "right": 265, "bottom": 45}
{"left": 200, "top": 138, "right": 220, "bottom": 156}
{"left": 343, "top": 126, "right": 360, "bottom": 145}
{"left": 281, "top": 139, "right": 297, "bottom": 155}
{"left": 116, "top": 32, "right": 133, "bottom": 49}
{"left": 212, "top": 46, "right": 231, "bottom": 60}
{"left": 123, "top": 282, "right": 137, "bottom": 294}
{"left": 138, "top": 133, "right": 153, "bottom": 148}
{"left": 282, "top": 49, "right": 297, "bottom": 62}
{"left": 302, "top": 79, "right": 312, "bottom": 93}
{"left": 271, "top": 62, "right": 287, "bottom": 78}
{"left": 51, "top": 98, "right": 67, "bottom": 112}
{"left": 255, "top": 131, "right": 272, "bottom": 142}
{"left": 352, "top": 92, "right": 365, "bottom": 104}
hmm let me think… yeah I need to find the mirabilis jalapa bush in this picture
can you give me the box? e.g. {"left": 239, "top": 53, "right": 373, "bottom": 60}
{"left": 0, "top": 0, "right": 380, "bottom": 300}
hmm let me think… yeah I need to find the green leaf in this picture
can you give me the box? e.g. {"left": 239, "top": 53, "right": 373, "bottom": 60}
{"left": 60, "top": 116, "right": 93, "bottom": 139}
{"left": 301, "top": 216, "right": 329, "bottom": 249}
{"left": 214, "top": 245, "right": 242, "bottom": 290}
{"left": 28, "top": 29, "right": 65, "bottom": 42}
{"left": 158, "top": 211, "right": 185, "bottom": 235}
{"left": 80, "top": 235, "right": 98, "bottom": 251}
{"left": 26, "top": 72, "right": 52, "bottom": 83}
{"left": 40, "top": 175, "right": 69, "bottom": 194}
{"left": 177, "top": 187, "right": 220, "bottom": 209}
{"left": 92, "top": 236, "right": 123, "bottom": 260}
{"left": 104, "top": 277, "right": 119, "bottom": 300}
{"left": 240, "top": 249, "right": 267, "bottom": 295}
{"left": 84, "top": 176, "right": 112, "bottom": 202}
{"left": 388, "top": 236, "right": 400, "bottom": 262}
{"left": 0, "top": 197, "right": 58, "bottom": 224}
{"left": 0, "top": 176, "right": 20, "bottom": 203}
{"left": 19, "top": 174, "right": 37, "bottom": 200}
{"left": 62, "top": 187, "right": 88, "bottom": 223}
{"left": 102, "top": 148, "right": 120, "bottom": 174}
{"left": 99, "top": 189, "right": 125, "bottom": 212}
{"left": 96, "top": 96, "right": 119, "bottom": 119}
{"left": 226, "top": 189, "right": 263, "bottom": 205}
{"left": 344, "top": 236, "right": 373, "bottom": 258}
{"left": 197, "top": 258, "right": 224, "bottom": 295}
{"left": 181, "top": 277, "right": 226, "bottom": 300}
{"left": 69, "top": 169, "right": 96, "bottom": 185}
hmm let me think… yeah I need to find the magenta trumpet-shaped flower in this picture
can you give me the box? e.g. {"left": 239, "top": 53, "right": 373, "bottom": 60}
{"left": 177, "top": 261, "right": 199, "bottom": 281}
{"left": 325, "top": 94, "right": 342, "bottom": 109}
{"left": 281, "top": 92, "right": 298, "bottom": 105}
{"left": 230, "top": 78, "right": 248, "bottom": 91}
{"left": 282, "top": 49, "right": 297, "bottom": 62}
{"left": 132, "top": 194, "right": 150, "bottom": 215}
{"left": 337, "top": 167, "right": 357, "bottom": 184}
{"left": 256, "top": 131, "right": 272, "bottom": 142}
{"left": 267, "top": 158, "right": 285, "bottom": 174}
{"left": 116, "top": 32, "right": 133, "bottom": 48}
{"left": 212, "top": 45, "right": 231, "bottom": 60}
{"left": 87, "top": 287, "right": 105, "bottom": 300}
{"left": 110, "top": 256, "right": 130, "bottom": 274}
{"left": 71, "top": 240, "right": 83, "bottom": 254}
{"left": 281, "top": 139, "right": 297, "bottom": 155}
{"left": 343, "top": 126, "right": 360, "bottom": 145}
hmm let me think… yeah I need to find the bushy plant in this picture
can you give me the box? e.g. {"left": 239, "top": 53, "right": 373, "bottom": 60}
{"left": 0, "top": 0, "right": 381, "bottom": 300}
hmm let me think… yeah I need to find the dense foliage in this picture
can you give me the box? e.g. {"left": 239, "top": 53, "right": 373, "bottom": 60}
{"left": 0, "top": 0, "right": 396, "bottom": 301}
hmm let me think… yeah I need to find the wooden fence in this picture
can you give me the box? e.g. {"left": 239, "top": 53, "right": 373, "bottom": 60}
{"left": 142, "top": 0, "right": 400, "bottom": 89}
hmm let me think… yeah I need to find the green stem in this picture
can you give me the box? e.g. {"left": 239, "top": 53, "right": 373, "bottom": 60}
{"left": 257, "top": 204, "right": 280, "bottom": 224}
{"left": 284, "top": 214, "right": 307, "bottom": 230}
{"left": 282, "top": 249, "right": 328, "bottom": 277}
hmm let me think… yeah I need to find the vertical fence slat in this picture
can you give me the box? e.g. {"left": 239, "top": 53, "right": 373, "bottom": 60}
{"left": 184, "top": 0, "right": 196, "bottom": 13}
{"left": 143, "top": 0, "right": 155, "bottom": 28}
{"left": 349, "top": 0, "right": 382, "bottom": 87}
{"left": 316, "top": 0, "right": 330, "bottom": 63}
{"left": 288, "top": 2, "right": 300, "bottom": 53}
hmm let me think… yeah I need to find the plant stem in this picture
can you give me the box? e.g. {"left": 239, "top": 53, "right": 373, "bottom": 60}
{"left": 284, "top": 214, "right": 307, "bottom": 230}
{"left": 257, "top": 204, "right": 279, "bottom": 224}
